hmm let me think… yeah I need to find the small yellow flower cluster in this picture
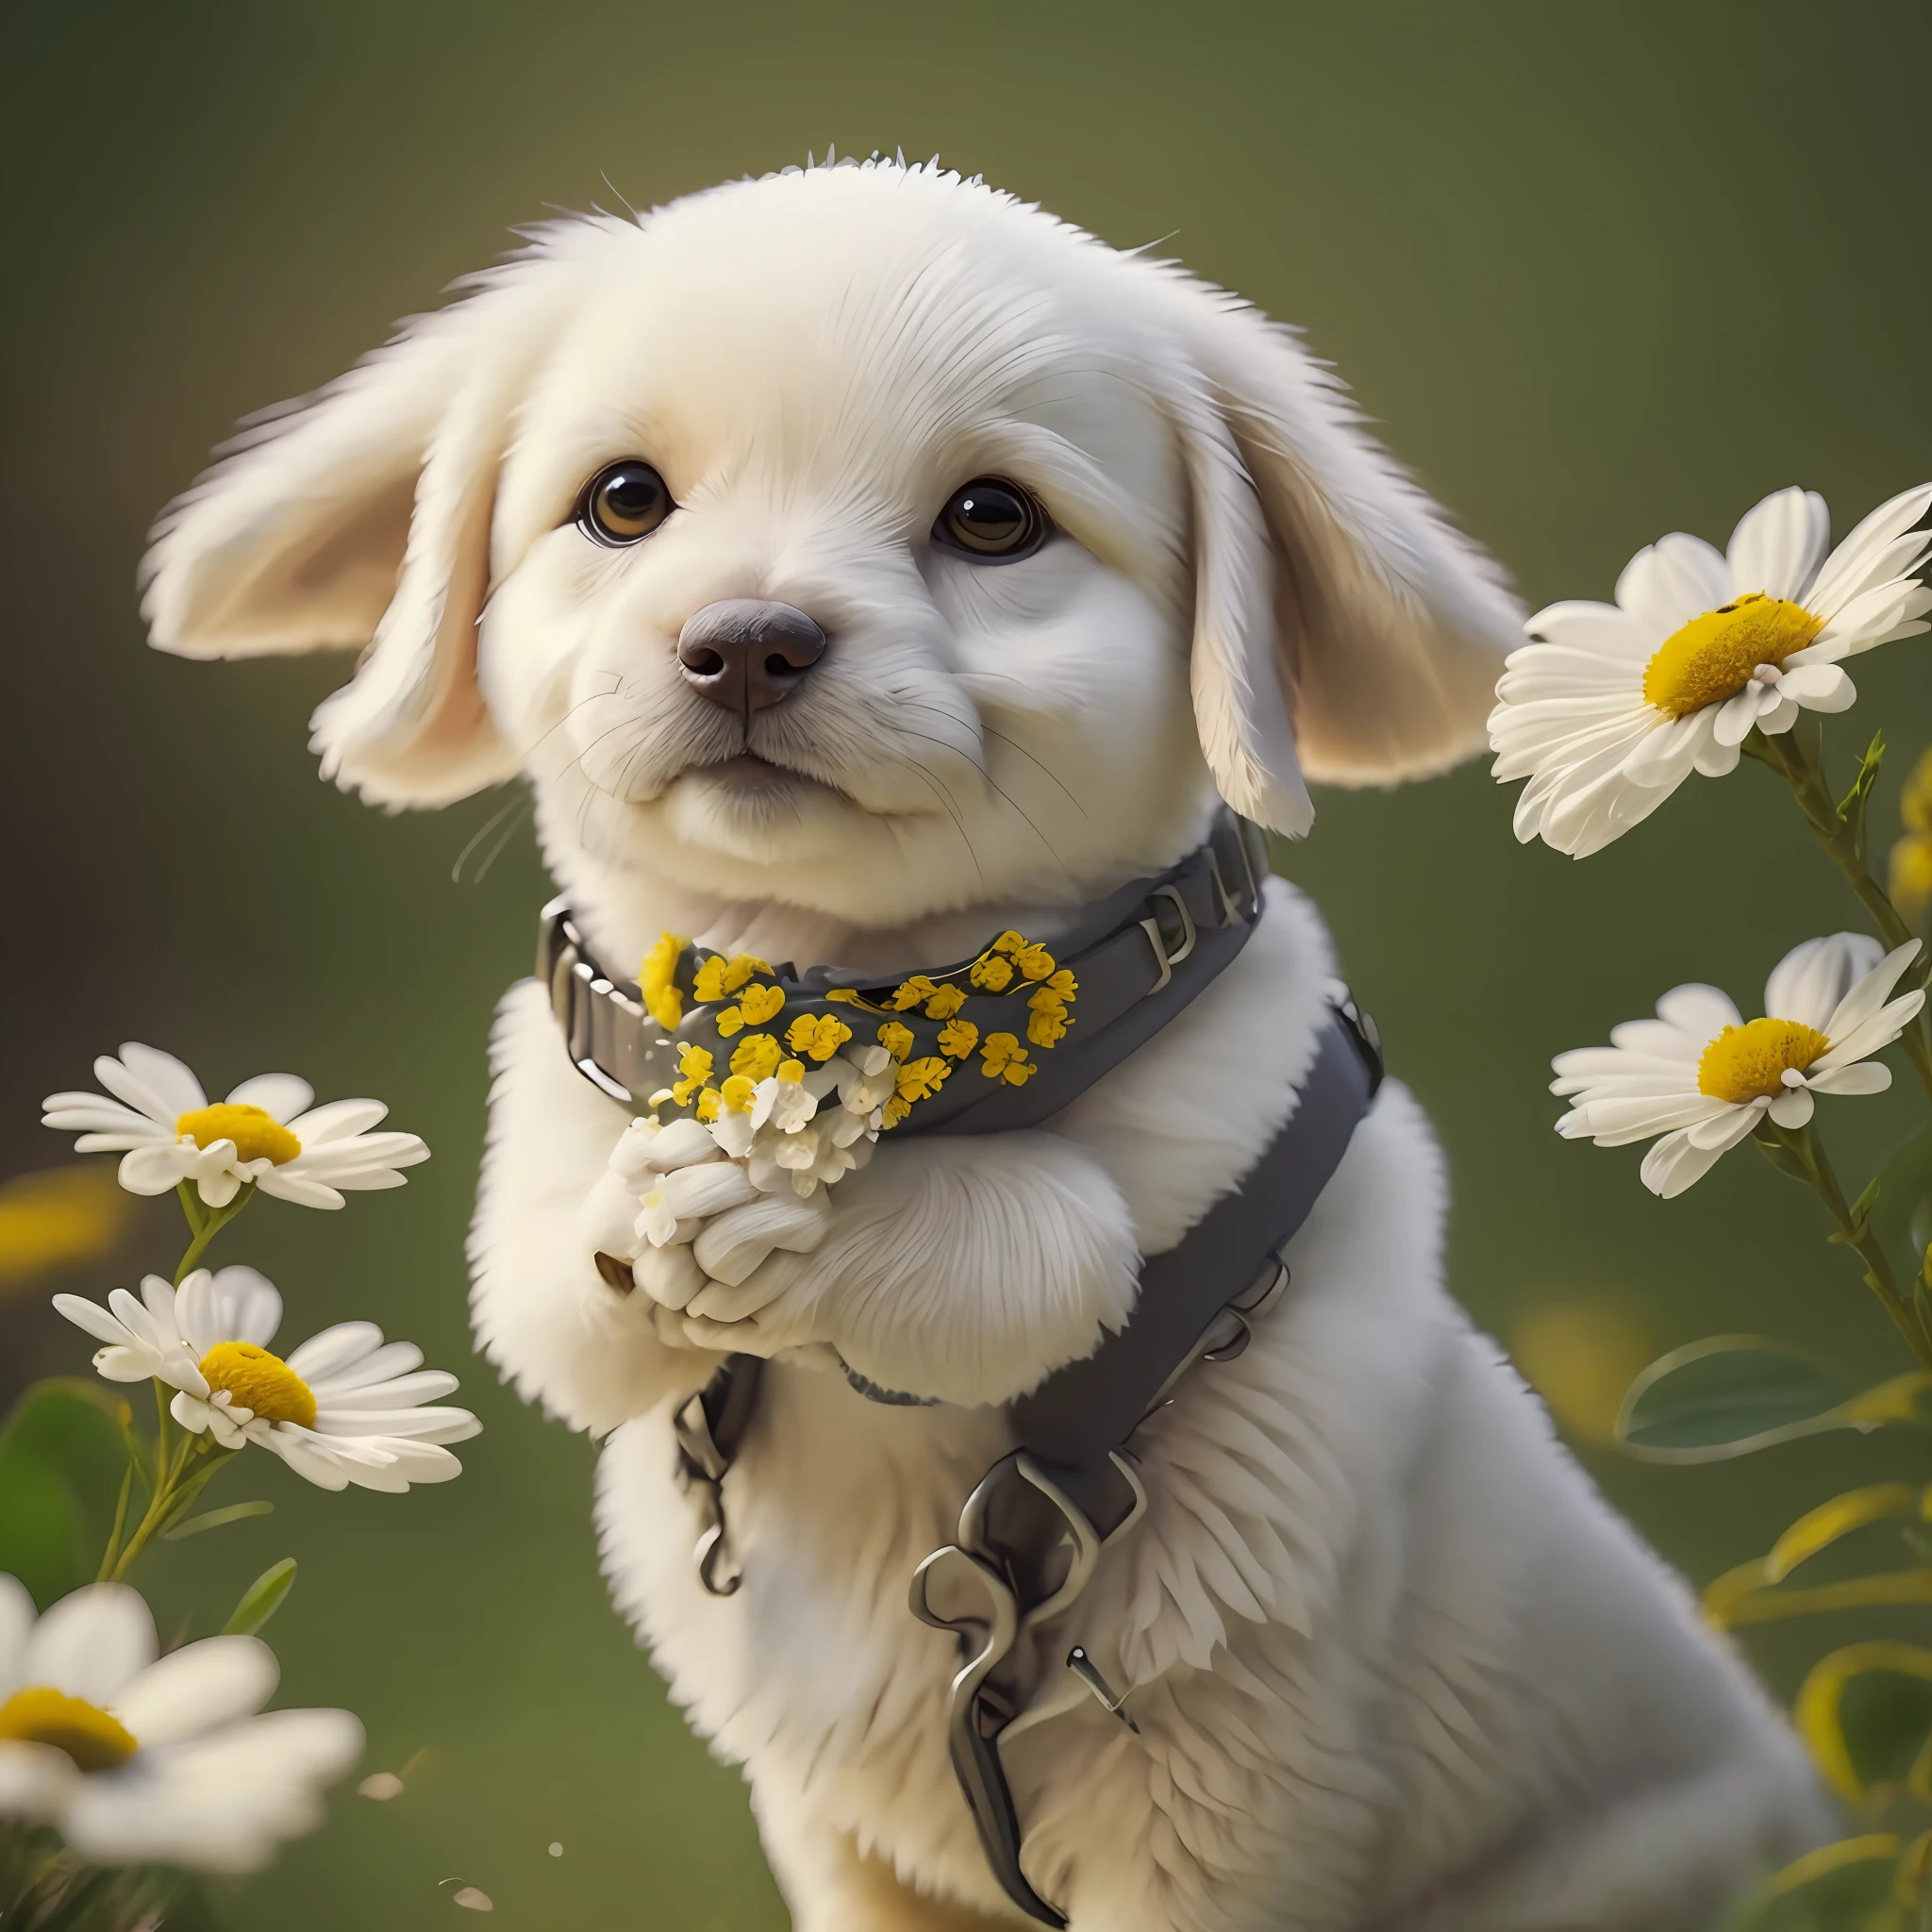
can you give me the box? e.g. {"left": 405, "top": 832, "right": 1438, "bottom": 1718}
{"left": 969, "top": 929, "right": 1058, "bottom": 993}
{"left": 692, "top": 951, "right": 772, "bottom": 1003}
{"left": 730, "top": 1032, "right": 784, "bottom": 1080}
{"left": 660, "top": 1032, "right": 808, "bottom": 1124}
{"left": 863, "top": 931, "right": 1075, "bottom": 1126}
{"left": 786, "top": 1013, "right": 852, "bottom": 1061}
{"left": 671, "top": 1043, "right": 712, "bottom": 1107}
{"left": 1025, "top": 967, "right": 1078, "bottom": 1049}
{"left": 981, "top": 1032, "right": 1036, "bottom": 1086}
{"left": 1890, "top": 747, "right": 1932, "bottom": 922}
{"left": 883, "top": 1055, "right": 952, "bottom": 1127}
{"left": 716, "top": 982, "right": 786, "bottom": 1039}
{"left": 638, "top": 932, "right": 690, "bottom": 1030}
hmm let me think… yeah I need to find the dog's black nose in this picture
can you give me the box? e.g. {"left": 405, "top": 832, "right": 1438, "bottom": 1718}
{"left": 676, "top": 599, "right": 826, "bottom": 713}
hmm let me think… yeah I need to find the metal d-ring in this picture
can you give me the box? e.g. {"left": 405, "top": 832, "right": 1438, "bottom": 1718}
{"left": 1138, "top": 885, "right": 1198, "bottom": 996}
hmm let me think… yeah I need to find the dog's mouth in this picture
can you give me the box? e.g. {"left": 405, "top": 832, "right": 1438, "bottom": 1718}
{"left": 684, "top": 750, "right": 848, "bottom": 804}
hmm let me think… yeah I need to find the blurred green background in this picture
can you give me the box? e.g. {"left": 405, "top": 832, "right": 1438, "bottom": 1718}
{"left": 4, "top": 3, "right": 1931, "bottom": 1924}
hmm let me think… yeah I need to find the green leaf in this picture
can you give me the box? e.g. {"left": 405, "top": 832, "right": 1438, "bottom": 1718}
{"left": 162, "top": 1499, "right": 273, "bottom": 1542}
{"left": 1712, "top": 1568, "right": 1932, "bottom": 1629}
{"left": 1874, "top": 1126, "right": 1932, "bottom": 1275}
{"left": 1617, "top": 1337, "right": 1864, "bottom": 1462}
{"left": 1761, "top": 1834, "right": 1902, "bottom": 1928}
{"left": 1837, "top": 727, "right": 1887, "bottom": 861}
{"left": 0, "top": 1378, "right": 136, "bottom": 1607}
{"left": 223, "top": 1557, "right": 296, "bottom": 1636}
{"left": 1768, "top": 1484, "right": 1924, "bottom": 1581}
{"left": 1798, "top": 1643, "right": 1932, "bottom": 1801}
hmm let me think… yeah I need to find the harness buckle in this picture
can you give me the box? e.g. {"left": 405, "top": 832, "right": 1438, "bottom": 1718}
{"left": 908, "top": 1449, "right": 1148, "bottom": 1927}
{"left": 672, "top": 1360, "right": 764, "bottom": 1598}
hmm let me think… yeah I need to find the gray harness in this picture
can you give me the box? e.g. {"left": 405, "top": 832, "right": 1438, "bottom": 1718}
{"left": 540, "top": 813, "right": 1382, "bottom": 1926}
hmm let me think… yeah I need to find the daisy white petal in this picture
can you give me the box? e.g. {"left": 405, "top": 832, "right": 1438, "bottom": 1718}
{"left": 51, "top": 1293, "right": 140, "bottom": 1352}
{"left": 1727, "top": 487, "right": 1828, "bottom": 603}
{"left": 111, "top": 1636, "right": 277, "bottom": 1747}
{"left": 115, "top": 1146, "right": 192, "bottom": 1196}
{"left": 1694, "top": 735, "right": 1743, "bottom": 778}
{"left": 1773, "top": 662, "right": 1855, "bottom": 710}
{"left": 1813, "top": 578, "right": 1932, "bottom": 657}
{"left": 1616, "top": 532, "right": 1731, "bottom": 629}
{"left": 1806, "top": 482, "right": 1932, "bottom": 616}
{"left": 42, "top": 1095, "right": 164, "bottom": 1140}
{"left": 23, "top": 1584, "right": 156, "bottom": 1707}
{"left": 225, "top": 1074, "right": 313, "bottom": 1122}
{"left": 1817, "top": 940, "right": 1923, "bottom": 1041}
{"left": 252, "top": 1173, "right": 346, "bottom": 1209}
{"left": 281, "top": 1323, "right": 385, "bottom": 1383}
{"left": 108, "top": 1045, "right": 206, "bottom": 1120}
{"left": 1684, "top": 1105, "right": 1769, "bottom": 1152}
{"left": 1657, "top": 985, "right": 1742, "bottom": 1036}
{"left": 1766, "top": 933, "right": 1884, "bottom": 1031}
{"left": 1641, "top": 1130, "right": 1731, "bottom": 1200}
{"left": 309, "top": 1340, "right": 423, "bottom": 1391}
{"left": 0, "top": 1742, "right": 77, "bottom": 1821}
{"left": 1807, "top": 1063, "right": 1892, "bottom": 1096}
{"left": 0, "top": 1575, "right": 37, "bottom": 1695}
{"left": 1766, "top": 1089, "right": 1815, "bottom": 1129}
{"left": 1815, "top": 992, "right": 1927, "bottom": 1071}
{"left": 307, "top": 1368, "right": 459, "bottom": 1411}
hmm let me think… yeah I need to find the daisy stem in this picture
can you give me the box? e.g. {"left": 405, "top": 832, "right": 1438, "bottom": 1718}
{"left": 1749, "top": 726, "right": 1932, "bottom": 1104}
{"left": 94, "top": 1459, "right": 134, "bottom": 1583}
{"left": 172, "top": 1181, "right": 255, "bottom": 1284}
{"left": 106, "top": 1409, "right": 223, "bottom": 1584}
{"left": 1761, "top": 1120, "right": 1932, "bottom": 1370}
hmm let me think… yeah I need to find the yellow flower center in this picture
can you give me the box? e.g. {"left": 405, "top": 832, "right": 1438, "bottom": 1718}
{"left": 198, "top": 1341, "right": 317, "bottom": 1428}
{"left": 1696, "top": 1017, "right": 1832, "bottom": 1104}
{"left": 175, "top": 1104, "right": 300, "bottom": 1165}
{"left": 0, "top": 1686, "right": 138, "bottom": 1773}
{"left": 1641, "top": 592, "right": 1824, "bottom": 720}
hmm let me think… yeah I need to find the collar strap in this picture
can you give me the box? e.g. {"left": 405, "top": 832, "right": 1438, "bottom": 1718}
{"left": 538, "top": 810, "right": 1268, "bottom": 1137}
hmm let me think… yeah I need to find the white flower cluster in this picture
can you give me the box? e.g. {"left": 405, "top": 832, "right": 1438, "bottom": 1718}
{"left": 581, "top": 1045, "right": 899, "bottom": 1290}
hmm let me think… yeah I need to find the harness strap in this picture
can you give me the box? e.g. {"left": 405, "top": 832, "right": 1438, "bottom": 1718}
{"left": 1012, "top": 999, "right": 1383, "bottom": 1534}
{"left": 909, "top": 999, "right": 1382, "bottom": 1925}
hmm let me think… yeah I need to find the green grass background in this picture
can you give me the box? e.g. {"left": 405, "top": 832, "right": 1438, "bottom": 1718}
{"left": 4, "top": 3, "right": 1931, "bottom": 1924}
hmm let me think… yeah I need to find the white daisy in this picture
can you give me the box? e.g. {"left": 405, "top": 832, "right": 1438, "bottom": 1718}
{"left": 53, "top": 1268, "right": 480, "bottom": 1493}
{"left": 1552, "top": 934, "right": 1925, "bottom": 1197}
{"left": 0, "top": 1575, "right": 361, "bottom": 1873}
{"left": 42, "top": 1042, "right": 430, "bottom": 1208}
{"left": 1491, "top": 484, "right": 1932, "bottom": 857}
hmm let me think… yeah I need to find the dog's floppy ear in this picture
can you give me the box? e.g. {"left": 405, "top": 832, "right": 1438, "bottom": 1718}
{"left": 1155, "top": 276, "right": 1523, "bottom": 836}
{"left": 142, "top": 247, "right": 582, "bottom": 808}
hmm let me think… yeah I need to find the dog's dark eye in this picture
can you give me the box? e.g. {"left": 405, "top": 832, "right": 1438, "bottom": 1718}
{"left": 933, "top": 478, "right": 1048, "bottom": 560}
{"left": 578, "top": 459, "right": 674, "bottom": 546}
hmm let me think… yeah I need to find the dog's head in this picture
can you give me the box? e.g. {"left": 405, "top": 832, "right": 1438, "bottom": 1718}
{"left": 142, "top": 161, "right": 1519, "bottom": 941}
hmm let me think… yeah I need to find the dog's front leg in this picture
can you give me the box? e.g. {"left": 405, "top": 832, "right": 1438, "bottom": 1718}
{"left": 655, "top": 1130, "right": 1141, "bottom": 1407}
{"left": 469, "top": 982, "right": 721, "bottom": 1435}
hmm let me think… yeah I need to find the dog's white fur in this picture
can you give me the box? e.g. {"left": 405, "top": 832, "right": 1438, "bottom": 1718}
{"left": 142, "top": 160, "right": 1825, "bottom": 1928}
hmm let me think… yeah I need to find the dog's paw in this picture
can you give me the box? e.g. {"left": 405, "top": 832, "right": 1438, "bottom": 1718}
{"left": 580, "top": 1114, "right": 838, "bottom": 1341}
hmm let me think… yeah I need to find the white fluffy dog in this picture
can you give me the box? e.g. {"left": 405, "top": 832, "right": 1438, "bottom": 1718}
{"left": 142, "top": 159, "right": 1824, "bottom": 1930}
